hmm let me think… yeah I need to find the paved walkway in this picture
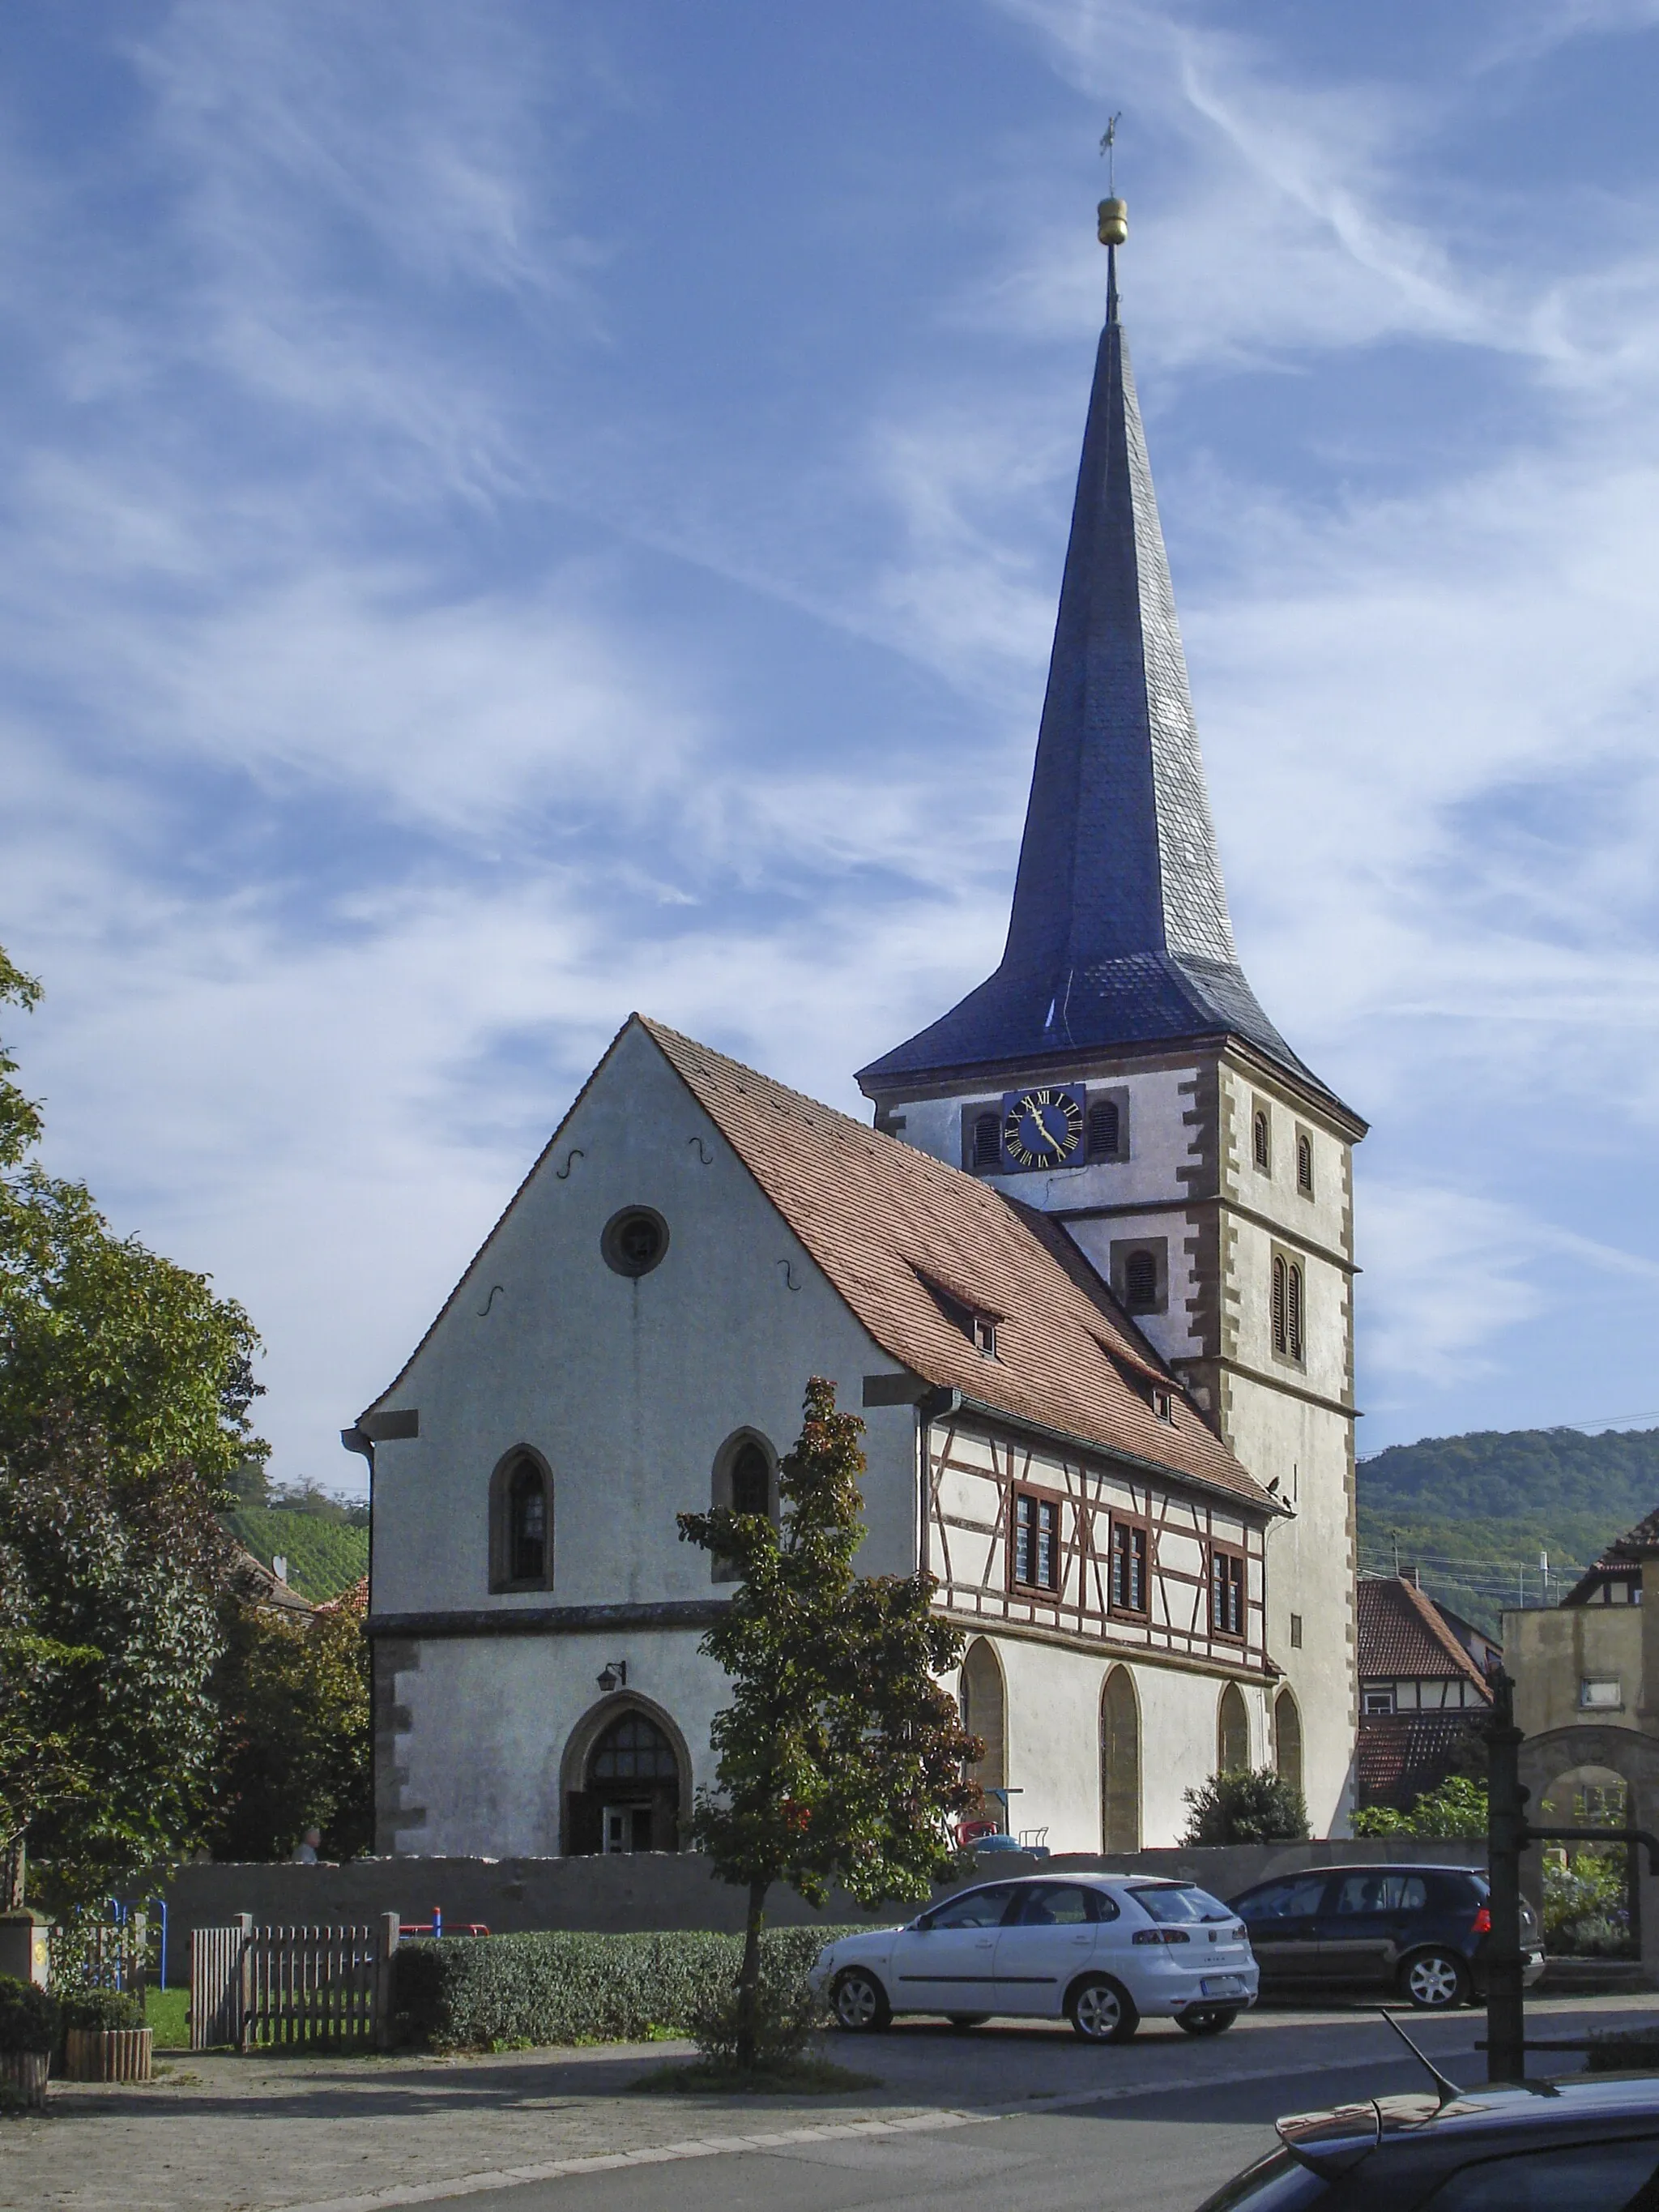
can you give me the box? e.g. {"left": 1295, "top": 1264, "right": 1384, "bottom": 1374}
{"left": 2, "top": 1996, "right": 1654, "bottom": 2212}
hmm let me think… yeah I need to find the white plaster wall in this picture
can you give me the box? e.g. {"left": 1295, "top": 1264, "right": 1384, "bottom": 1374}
{"left": 386, "top": 1629, "right": 733, "bottom": 1857}
{"left": 1062, "top": 1209, "right": 1201, "bottom": 1369}
{"left": 892, "top": 1064, "right": 1201, "bottom": 1216}
{"left": 369, "top": 1021, "right": 917, "bottom": 1621}
{"left": 1226, "top": 1215, "right": 1350, "bottom": 1407}
{"left": 945, "top": 1637, "right": 1272, "bottom": 1852}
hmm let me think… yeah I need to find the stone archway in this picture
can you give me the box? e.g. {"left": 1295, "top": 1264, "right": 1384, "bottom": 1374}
{"left": 559, "top": 1693, "right": 692, "bottom": 1856}
{"left": 1518, "top": 1724, "right": 1659, "bottom": 1979}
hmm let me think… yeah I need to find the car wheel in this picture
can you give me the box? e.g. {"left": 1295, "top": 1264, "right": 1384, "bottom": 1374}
{"left": 946, "top": 2014, "right": 990, "bottom": 2031}
{"left": 1175, "top": 2006, "right": 1239, "bottom": 2037}
{"left": 1400, "top": 1949, "right": 1469, "bottom": 2010}
{"left": 831, "top": 1967, "right": 891, "bottom": 2033}
{"left": 1067, "top": 1975, "right": 1139, "bottom": 2044}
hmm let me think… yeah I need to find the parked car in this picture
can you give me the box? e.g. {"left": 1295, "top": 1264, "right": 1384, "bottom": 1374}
{"left": 1196, "top": 2075, "right": 1659, "bottom": 2210}
{"left": 1228, "top": 1864, "right": 1545, "bottom": 2010}
{"left": 809, "top": 1873, "right": 1258, "bottom": 2042}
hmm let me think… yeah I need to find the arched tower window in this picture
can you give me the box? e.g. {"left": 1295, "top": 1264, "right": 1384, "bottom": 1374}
{"left": 1124, "top": 1249, "right": 1158, "bottom": 1311}
{"left": 1253, "top": 1108, "right": 1271, "bottom": 1173}
{"left": 1218, "top": 1681, "right": 1250, "bottom": 1775}
{"left": 972, "top": 1112, "right": 1000, "bottom": 1171}
{"left": 1274, "top": 1689, "right": 1303, "bottom": 1803}
{"left": 1286, "top": 1262, "right": 1304, "bottom": 1362}
{"left": 1086, "top": 1098, "right": 1120, "bottom": 1161}
{"left": 1271, "top": 1255, "right": 1287, "bottom": 1356}
{"left": 489, "top": 1449, "right": 552, "bottom": 1592}
{"left": 1296, "top": 1133, "right": 1314, "bottom": 1194}
{"left": 958, "top": 1638, "right": 1006, "bottom": 1810}
{"left": 1100, "top": 1665, "right": 1141, "bottom": 1854}
{"left": 710, "top": 1431, "right": 776, "bottom": 1583}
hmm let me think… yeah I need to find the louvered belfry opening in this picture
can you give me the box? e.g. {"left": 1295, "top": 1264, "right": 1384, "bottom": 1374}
{"left": 1124, "top": 1248, "right": 1158, "bottom": 1310}
{"left": 972, "top": 1111, "right": 1000, "bottom": 1170}
{"left": 1087, "top": 1096, "right": 1120, "bottom": 1159}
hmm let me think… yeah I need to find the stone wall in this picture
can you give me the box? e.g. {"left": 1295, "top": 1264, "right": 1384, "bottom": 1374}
{"left": 157, "top": 1838, "right": 1486, "bottom": 1984}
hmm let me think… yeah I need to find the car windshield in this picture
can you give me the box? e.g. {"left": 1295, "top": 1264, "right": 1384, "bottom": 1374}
{"left": 1194, "top": 2147, "right": 1329, "bottom": 2210}
{"left": 1129, "top": 1883, "right": 1233, "bottom": 1924}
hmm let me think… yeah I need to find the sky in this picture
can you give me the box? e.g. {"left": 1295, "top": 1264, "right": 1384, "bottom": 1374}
{"left": 5, "top": 0, "right": 1659, "bottom": 1488}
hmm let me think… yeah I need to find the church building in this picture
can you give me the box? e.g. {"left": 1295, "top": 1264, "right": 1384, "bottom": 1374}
{"left": 350, "top": 202, "right": 1366, "bottom": 1857}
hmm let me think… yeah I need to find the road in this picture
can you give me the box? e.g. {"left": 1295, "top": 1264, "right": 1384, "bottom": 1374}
{"left": 347, "top": 2005, "right": 1614, "bottom": 2212}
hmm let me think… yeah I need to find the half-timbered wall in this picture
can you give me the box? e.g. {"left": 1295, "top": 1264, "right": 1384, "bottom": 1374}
{"left": 923, "top": 1413, "right": 1269, "bottom": 1674}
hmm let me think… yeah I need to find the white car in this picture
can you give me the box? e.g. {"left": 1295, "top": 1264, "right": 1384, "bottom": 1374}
{"left": 808, "top": 1873, "right": 1258, "bottom": 2043}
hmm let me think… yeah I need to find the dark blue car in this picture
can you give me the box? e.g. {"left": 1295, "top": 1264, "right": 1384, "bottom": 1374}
{"left": 1229, "top": 1864, "right": 1544, "bottom": 2009}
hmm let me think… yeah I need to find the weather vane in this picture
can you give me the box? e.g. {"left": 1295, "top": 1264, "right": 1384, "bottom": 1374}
{"left": 1098, "top": 113, "right": 1121, "bottom": 194}
{"left": 1097, "top": 114, "right": 1128, "bottom": 249}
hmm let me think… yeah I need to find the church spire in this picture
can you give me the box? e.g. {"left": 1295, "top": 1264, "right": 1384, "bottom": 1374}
{"left": 859, "top": 194, "right": 1329, "bottom": 1100}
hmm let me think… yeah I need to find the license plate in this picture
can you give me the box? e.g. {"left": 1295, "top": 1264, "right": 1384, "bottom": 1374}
{"left": 1201, "top": 1977, "right": 1243, "bottom": 1998}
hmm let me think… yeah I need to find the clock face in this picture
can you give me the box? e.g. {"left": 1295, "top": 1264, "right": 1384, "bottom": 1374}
{"left": 1000, "top": 1086, "right": 1085, "bottom": 1169}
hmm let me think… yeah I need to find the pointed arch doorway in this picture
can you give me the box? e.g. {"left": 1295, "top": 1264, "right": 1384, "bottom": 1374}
{"left": 1100, "top": 1665, "right": 1141, "bottom": 1853}
{"left": 561, "top": 1699, "right": 689, "bottom": 1855}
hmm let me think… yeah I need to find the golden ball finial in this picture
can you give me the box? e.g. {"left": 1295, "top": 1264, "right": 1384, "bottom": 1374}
{"left": 1098, "top": 197, "right": 1128, "bottom": 248}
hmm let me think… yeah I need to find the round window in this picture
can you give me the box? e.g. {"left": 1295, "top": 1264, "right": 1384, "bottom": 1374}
{"left": 601, "top": 1206, "right": 669, "bottom": 1279}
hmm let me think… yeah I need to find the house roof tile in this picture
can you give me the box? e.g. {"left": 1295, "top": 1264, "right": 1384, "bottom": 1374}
{"left": 1357, "top": 1577, "right": 1493, "bottom": 1696}
{"left": 642, "top": 1018, "right": 1273, "bottom": 1510}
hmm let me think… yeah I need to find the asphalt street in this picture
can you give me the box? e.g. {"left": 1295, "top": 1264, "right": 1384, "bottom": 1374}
{"left": 424, "top": 2020, "right": 1591, "bottom": 2212}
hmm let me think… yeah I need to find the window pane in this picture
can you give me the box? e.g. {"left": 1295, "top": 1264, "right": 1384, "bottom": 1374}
{"left": 1239, "top": 1878, "right": 1329, "bottom": 1921}
{"left": 1017, "top": 1884, "right": 1094, "bottom": 1926}
{"left": 929, "top": 1884, "right": 1016, "bottom": 1929}
{"left": 1131, "top": 1885, "right": 1232, "bottom": 1924}
{"left": 1418, "top": 2138, "right": 1659, "bottom": 2212}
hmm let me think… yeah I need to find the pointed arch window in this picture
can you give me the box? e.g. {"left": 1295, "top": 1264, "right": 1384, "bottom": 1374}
{"left": 1274, "top": 1689, "right": 1304, "bottom": 1802}
{"left": 711, "top": 1431, "right": 776, "bottom": 1583}
{"left": 1296, "top": 1132, "right": 1314, "bottom": 1195}
{"left": 1086, "top": 1097, "right": 1121, "bottom": 1161}
{"left": 970, "top": 1111, "right": 1001, "bottom": 1171}
{"left": 490, "top": 1449, "right": 552, "bottom": 1592}
{"left": 1124, "top": 1249, "right": 1158, "bottom": 1311}
{"left": 1272, "top": 1255, "right": 1286, "bottom": 1354}
{"left": 1286, "top": 1261, "right": 1304, "bottom": 1362}
{"left": 1100, "top": 1666, "right": 1141, "bottom": 1854}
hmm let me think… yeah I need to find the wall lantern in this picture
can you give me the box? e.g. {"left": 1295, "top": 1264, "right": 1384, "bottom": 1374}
{"left": 596, "top": 1659, "right": 628, "bottom": 1693}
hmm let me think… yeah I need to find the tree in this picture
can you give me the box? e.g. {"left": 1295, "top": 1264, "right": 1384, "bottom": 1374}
{"left": 0, "top": 1419, "right": 236, "bottom": 1907}
{"left": 208, "top": 1581, "right": 373, "bottom": 1863}
{"left": 0, "top": 952, "right": 265, "bottom": 1485}
{"left": 677, "top": 1377, "right": 980, "bottom": 2066}
{"left": 1352, "top": 1775, "right": 1487, "bottom": 1838}
{"left": 1182, "top": 1767, "right": 1310, "bottom": 1846}
{"left": 0, "top": 950, "right": 266, "bottom": 1903}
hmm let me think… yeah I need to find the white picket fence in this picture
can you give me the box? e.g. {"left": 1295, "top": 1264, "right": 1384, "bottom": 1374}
{"left": 190, "top": 1914, "right": 400, "bottom": 2052}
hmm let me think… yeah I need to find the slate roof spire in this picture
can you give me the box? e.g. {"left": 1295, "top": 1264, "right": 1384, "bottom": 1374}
{"left": 859, "top": 205, "right": 1333, "bottom": 1102}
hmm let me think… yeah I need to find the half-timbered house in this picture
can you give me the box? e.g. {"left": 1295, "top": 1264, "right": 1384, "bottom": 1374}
{"left": 352, "top": 203, "right": 1364, "bottom": 1854}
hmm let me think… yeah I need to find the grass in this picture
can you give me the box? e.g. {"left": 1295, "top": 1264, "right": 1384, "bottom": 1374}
{"left": 632, "top": 2054, "right": 880, "bottom": 2096}
{"left": 146, "top": 1987, "right": 191, "bottom": 2050}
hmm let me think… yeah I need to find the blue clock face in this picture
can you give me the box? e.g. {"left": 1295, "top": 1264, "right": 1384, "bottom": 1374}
{"left": 1000, "top": 1086, "right": 1085, "bottom": 1169}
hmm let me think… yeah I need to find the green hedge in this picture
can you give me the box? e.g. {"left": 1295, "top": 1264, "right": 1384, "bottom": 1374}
{"left": 0, "top": 1975, "right": 58, "bottom": 2056}
{"left": 393, "top": 1925, "right": 861, "bottom": 2051}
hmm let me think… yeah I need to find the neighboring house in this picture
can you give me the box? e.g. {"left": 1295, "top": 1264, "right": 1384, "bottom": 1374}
{"left": 349, "top": 211, "right": 1366, "bottom": 1857}
{"left": 1355, "top": 1577, "right": 1492, "bottom": 1812}
{"left": 229, "top": 1547, "right": 313, "bottom": 1619}
{"left": 1508, "top": 1508, "right": 1656, "bottom": 1743}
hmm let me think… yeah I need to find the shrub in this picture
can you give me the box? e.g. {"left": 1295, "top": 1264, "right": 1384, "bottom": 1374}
{"left": 1181, "top": 1769, "right": 1309, "bottom": 1846}
{"left": 689, "top": 1956, "right": 825, "bottom": 2067}
{"left": 58, "top": 1987, "right": 144, "bottom": 2033}
{"left": 1588, "top": 2026, "right": 1659, "bottom": 2074}
{"left": 0, "top": 1975, "right": 58, "bottom": 2055}
{"left": 1353, "top": 1777, "right": 1487, "bottom": 1838}
{"left": 394, "top": 1925, "right": 856, "bottom": 2052}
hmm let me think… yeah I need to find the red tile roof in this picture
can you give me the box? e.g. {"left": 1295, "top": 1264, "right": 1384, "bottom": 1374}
{"left": 643, "top": 1018, "right": 1273, "bottom": 1509}
{"left": 1606, "top": 1506, "right": 1659, "bottom": 1559}
{"left": 1357, "top": 1578, "right": 1493, "bottom": 1697}
{"left": 1357, "top": 1710, "right": 1486, "bottom": 1812}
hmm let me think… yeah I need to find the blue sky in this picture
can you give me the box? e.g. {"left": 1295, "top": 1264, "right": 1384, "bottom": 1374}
{"left": 6, "top": 1, "right": 1659, "bottom": 1486}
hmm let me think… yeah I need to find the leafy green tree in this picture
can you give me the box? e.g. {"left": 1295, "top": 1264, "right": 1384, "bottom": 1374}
{"left": 677, "top": 1377, "right": 980, "bottom": 2067}
{"left": 208, "top": 1581, "right": 373, "bottom": 1862}
{"left": 1182, "top": 1767, "right": 1310, "bottom": 1845}
{"left": 1352, "top": 1774, "right": 1488, "bottom": 1838}
{"left": 0, "top": 952, "right": 264, "bottom": 1484}
{"left": 0, "top": 1419, "right": 235, "bottom": 1907}
{"left": 0, "top": 950, "right": 267, "bottom": 1903}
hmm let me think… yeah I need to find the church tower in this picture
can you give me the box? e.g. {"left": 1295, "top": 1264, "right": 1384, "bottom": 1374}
{"left": 858, "top": 199, "right": 1367, "bottom": 1830}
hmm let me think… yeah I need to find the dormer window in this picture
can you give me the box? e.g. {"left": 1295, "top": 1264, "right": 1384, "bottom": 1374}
{"left": 974, "top": 1314, "right": 997, "bottom": 1359}
{"left": 1152, "top": 1388, "right": 1173, "bottom": 1422}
